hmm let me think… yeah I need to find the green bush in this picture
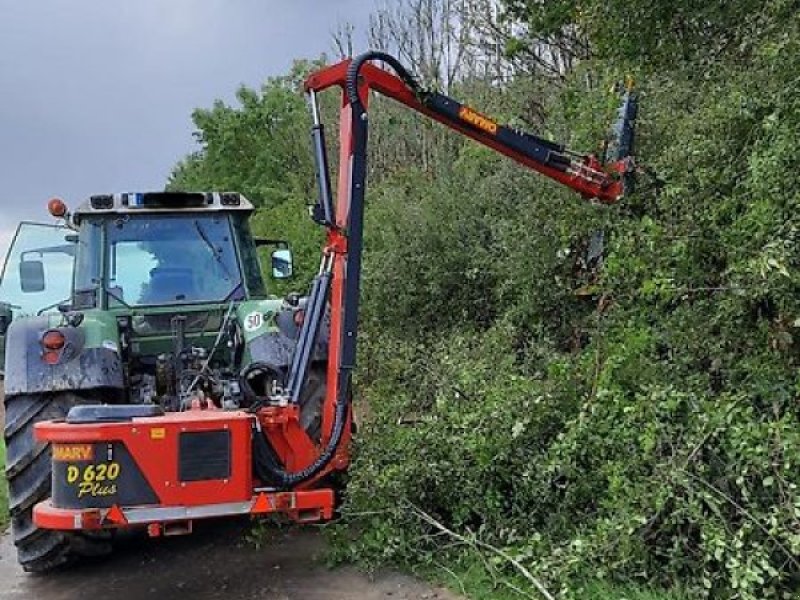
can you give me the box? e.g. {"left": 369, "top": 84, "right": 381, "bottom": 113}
{"left": 169, "top": 5, "right": 800, "bottom": 596}
{"left": 330, "top": 11, "right": 800, "bottom": 599}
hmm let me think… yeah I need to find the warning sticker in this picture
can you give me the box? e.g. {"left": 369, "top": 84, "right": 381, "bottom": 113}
{"left": 244, "top": 311, "right": 264, "bottom": 332}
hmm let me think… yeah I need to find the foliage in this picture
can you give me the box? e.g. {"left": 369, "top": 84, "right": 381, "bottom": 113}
{"left": 167, "top": 59, "right": 321, "bottom": 209}
{"left": 432, "top": 557, "right": 689, "bottom": 600}
{"left": 171, "top": 2, "right": 800, "bottom": 597}
{"left": 335, "top": 4, "right": 800, "bottom": 598}
{"left": 501, "top": 0, "right": 797, "bottom": 68}
{"left": 249, "top": 196, "right": 324, "bottom": 298}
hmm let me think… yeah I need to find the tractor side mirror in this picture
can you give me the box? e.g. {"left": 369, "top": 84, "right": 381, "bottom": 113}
{"left": 271, "top": 249, "right": 294, "bottom": 279}
{"left": 19, "top": 259, "right": 46, "bottom": 293}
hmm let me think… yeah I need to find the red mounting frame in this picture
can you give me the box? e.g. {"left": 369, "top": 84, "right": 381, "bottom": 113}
{"left": 305, "top": 59, "right": 629, "bottom": 204}
{"left": 33, "top": 409, "right": 336, "bottom": 533}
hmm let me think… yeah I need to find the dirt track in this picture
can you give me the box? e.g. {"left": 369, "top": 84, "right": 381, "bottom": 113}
{"left": 0, "top": 521, "right": 460, "bottom": 600}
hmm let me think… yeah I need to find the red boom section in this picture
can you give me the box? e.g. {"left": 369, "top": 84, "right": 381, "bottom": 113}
{"left": 305, "top": 60, "right": 629, "bottom": 204}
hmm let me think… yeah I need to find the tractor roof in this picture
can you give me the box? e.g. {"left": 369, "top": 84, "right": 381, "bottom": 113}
{"left": 72, "top": 192, "right": 254, "bottom": 221}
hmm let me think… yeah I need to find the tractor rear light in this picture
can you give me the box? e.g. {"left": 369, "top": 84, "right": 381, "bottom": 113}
{"left": 42, "top": 350, "right": 61, "bottom": 365}
{"left": 42, "top": 330, "right": 66, "bottom": 351}
{"left": 48, "top": 198, "right": 68, "bottom": 218}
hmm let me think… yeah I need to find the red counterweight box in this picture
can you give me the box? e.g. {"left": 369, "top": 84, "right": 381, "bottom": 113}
{"left": 35, "top": 410, "right": 255, "bottom": 511}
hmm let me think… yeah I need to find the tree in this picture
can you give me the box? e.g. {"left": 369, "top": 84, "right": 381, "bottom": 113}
{"left": 168, "top": 60, "right": 323, "bottom": 209}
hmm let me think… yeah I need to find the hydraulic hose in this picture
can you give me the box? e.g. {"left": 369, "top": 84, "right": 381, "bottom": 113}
{"left": 251, "top": 379, "right": 351, "bottom": 489}
{"left": 242, "top": 359, "right": 349, "bottom": 488}
{"left": 345, "top": 51, "right": 423, "bottom": 112}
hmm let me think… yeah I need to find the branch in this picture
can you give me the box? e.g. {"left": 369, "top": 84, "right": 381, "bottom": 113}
{"left": 680, "top": 468, "right": 800, "bottom": 572}
{"left": 435, "top": 560, "right": 469, "bottom": 597}
{"left": 405, "top": 502, "right": 556, "bottom": 600}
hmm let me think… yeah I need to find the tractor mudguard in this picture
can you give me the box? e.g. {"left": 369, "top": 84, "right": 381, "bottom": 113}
{"left": 3, "top": 316, "right": 124, "bottom": 397}
{"left": 246, "top": 309, "right": 329, "bottom": 368}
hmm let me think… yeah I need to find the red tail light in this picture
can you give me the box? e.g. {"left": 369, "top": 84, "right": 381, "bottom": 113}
{"left": 42, "top": 330, "right": 66, "bottom": 351}
{"left": 42, "top": 330, "right": 66, "bottom": 365}
{"left": 42, "top": 351, "right": 61, "bottom": 365}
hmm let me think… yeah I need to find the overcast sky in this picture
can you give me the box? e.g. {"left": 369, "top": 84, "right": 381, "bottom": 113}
{"left": 0, "top": 0, "right": 373, "bottom": 260}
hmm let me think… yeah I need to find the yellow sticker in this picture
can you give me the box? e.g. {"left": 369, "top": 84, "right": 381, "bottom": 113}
{"left": 458, "top": 106, "right": 498, "bottom": 135}
{"left": 150, "top": 427, "right": 166, "bottom": 440}
{"left": 67, "top": 462, "right": 120, "bottom": 484}
{"left": 53, "top": 444, "right": 94, "bottom": 462}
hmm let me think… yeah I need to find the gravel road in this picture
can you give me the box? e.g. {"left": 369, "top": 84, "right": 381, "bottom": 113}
{"left": 0, "top": 382, "right": 459, "bottom": 600}
{"left": 0, "top": 520, "right": 460, "bottom": 600}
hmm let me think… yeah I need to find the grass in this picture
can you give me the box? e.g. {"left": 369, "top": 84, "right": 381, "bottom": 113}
{"left": 430, "top": 558, "right": 688, "bottom": 600}
{"left": 581, "top": 581, "right": 688, "bottom": 600}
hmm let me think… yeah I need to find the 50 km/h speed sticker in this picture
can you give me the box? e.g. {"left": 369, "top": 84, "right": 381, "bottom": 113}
{"left": 244, "top": 311, "right": 264, "bottom": 332}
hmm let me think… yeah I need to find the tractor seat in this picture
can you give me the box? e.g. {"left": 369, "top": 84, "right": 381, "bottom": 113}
{"left": 141, "top": 267, "right": 197, "bottom": 303}
{"left": 66, "top": 404, "right": 165, "bottom": 424}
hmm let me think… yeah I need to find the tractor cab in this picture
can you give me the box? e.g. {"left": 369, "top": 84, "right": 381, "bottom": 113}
{"left": 0, "top": 192, "right": 294, "bottom": 372}
{"left": 66, "top": 192, "right": 277, "bottom": 311}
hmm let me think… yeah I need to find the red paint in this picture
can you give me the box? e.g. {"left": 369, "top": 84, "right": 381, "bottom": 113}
{"left": 304, "top": 59, "right": 627, "bottom": 204}
{"left": 34, "top": 411, "right": 336, "bottom": 531}
{"left": 37, "top": 411, "right": 253, "bottom": 507}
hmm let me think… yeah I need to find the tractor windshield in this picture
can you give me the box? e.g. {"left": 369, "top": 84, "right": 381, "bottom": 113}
{"left": 107, "top": 214, "right": 243, "bottom": 307}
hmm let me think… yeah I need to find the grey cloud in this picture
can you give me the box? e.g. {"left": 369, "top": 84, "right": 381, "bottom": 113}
{"left": 0, "top": 0, "right": 373, "bottom": 258}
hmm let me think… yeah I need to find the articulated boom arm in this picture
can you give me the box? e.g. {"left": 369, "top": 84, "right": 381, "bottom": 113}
{"left": 305, "top": 55, "right": 637, "bottom": 205}
{"left": 281, "top": 52, "right": 637, "bottom": 486}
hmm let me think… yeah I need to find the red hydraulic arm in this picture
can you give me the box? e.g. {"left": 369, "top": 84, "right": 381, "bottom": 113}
{"left": 278, "top": 52, "right": 637, "bottom": 487}
{"left": 304, "top": 56, "right": 636, "bottom": 204}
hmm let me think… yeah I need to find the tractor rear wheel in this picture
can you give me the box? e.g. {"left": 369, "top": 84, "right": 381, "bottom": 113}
{"left": 298, "top": 365, "right": 357, "bottom": 443}
{"left": 298, "top": 365, "right": 355, "bottom": 506}
{"left": 4, "top": 392, "right": 112, "bottom": 572}
{"left": 299, "top": 366, "right": 326, "bottom": 443}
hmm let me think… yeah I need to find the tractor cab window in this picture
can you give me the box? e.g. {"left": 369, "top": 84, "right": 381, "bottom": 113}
{"left": 232, "top": 215, "right": 267, "bottom": 298}
{"left": 0, "top": 222, "right": 76, "bottom": 316}
{"left": 106, "top": 214, "right": 244, "bottom": 307}
{"left": 72, "top": 219, "right": 102, "bottom": 309}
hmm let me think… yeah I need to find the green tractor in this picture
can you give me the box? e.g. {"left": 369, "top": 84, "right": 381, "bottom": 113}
{"left": 0, "top": 192, "right": 329, "bottom": 571}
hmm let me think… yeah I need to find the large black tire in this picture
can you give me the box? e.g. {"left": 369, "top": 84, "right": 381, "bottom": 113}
{"left": 298, "top": 367, "right": 326, "bottom": 443}
{"left": 298, "top": 366, "right": 356, "bottom": 509}
{"left": 298, "top": 365, "right": 357, "bottom": 444}
{"left": 4, "top": 392, "right": 112, "bottom": 573}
